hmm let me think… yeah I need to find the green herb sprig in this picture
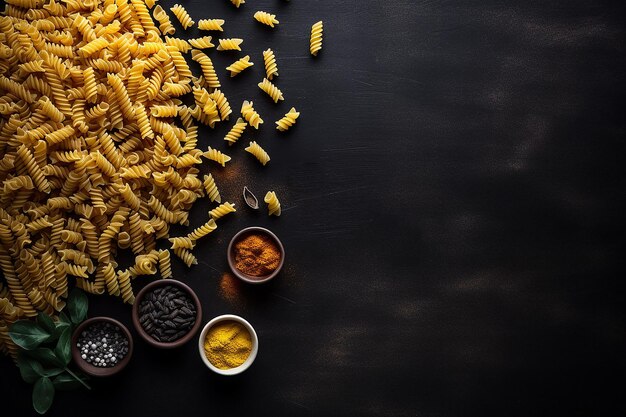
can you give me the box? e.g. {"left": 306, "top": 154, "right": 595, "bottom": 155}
{"left": 9, "top": 288, "right": 91, "bottom": 414}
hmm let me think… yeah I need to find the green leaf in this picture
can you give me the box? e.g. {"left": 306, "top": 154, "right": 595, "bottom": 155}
{"left": 54, "top": 327, "right": 71, "bottom": 366}
{"left": 41, "top": 367, "right": 65, "bottom": 377}
{"left": 33, "top": 377, "right": 55, "bottom": 415}
{"left": 17, "top": 354, "right": 43, "bottom": 383}
{"left": 36, "top": 313, "right": 56, "bottom": 335}
{"left": 57, "top": 312, "right": 71, "bottom": 327}
{"left": 53, "top": 373, "right": 88, "bottom": 391}
{"left": 25, "top": 348, "right": 63, "bottom": 368}
{"left": 9, "top": 320, "right": 51, "bottom": 350}
{"left": 67, "top": 288, "right": 88, "bottom": 324}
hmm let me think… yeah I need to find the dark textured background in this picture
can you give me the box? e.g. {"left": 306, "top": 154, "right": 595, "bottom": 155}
{"left": 2, "top": 0, "right": 626, "bottom": 416}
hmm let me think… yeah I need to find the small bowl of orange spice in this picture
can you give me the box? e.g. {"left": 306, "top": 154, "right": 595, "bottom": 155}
{"left": 227, "top": 227, "right": 284, "bottom": 284}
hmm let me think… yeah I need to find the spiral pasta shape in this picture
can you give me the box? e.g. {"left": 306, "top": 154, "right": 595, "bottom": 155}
{"left": 254, "top": 11, "right": 279, "bottom": 28}
{"left": 158, "top": 249, "right": 173, "bottom": 278}
{"left": 186, "top": 219, "right": 217, "bottom": 242}
{"left": 229, "top": 0, "right": 245, "bottom": 8}
{"left": 310, "top": 20, "right": 324, "bottom": 56}
{"left": 79, "top": 37, "right": 109, "bottom": 57}
{"left": 153, "top": 5, "right": 175, "bottom": 35}
{"left": 188, "top": 36, "right": 214, "bottom": 49}
{"left": 240, "top": 100, "right": 263, "bottom": 129}
{"left": 203, "top": 146, "right": 231, "bottom": 167}
{"left": 170, "top": 4, "right": 194, "bottom": 29}
{"left": 264, "top": 191, "right": 281, "bottom": 216}
{"left": 173, "top": 247, "right": 197, "bottom": 267}
{"left": 202, "top": 174, "right": 221, "bottom": 203}
{"left": 17, "top": 145, "right": 51, "bottom": 193}
{"left": 198, "top": 19, "right": 225, "bottom": 31}
{"left": 226, "top": 55, "right": 254, "bottom": 77}
{"left": 216, "top": 38, "right": 243, "bottom": 51}
{"left": 245, "top": 141, "right": 271, "bottom": 166}
{"left": 276, "top": 107, "right": 300, "bottom": 131}
{"left": 38, "top": 96, "right": 65, "bottom": 123}
{"left": 222, "top": 118, "right": 246, "bottom": 147}
{"left": 258, "top": 78, "right": 284, "bottom": 103}
{"left": 263, "top": 48, "right": 279, "bottom": 80}
{"left": 209, "top": 202, "right": 236, "bottom": 220}
{"left": 210, "top": 90, "right": 232, "bottom": 120}
{"left": 117, "top": 270, "right": 135, "bottom": 304}
{"left": 191, "top": 50, "right": 220, "bottom": 89}
{"left": 165, "top": 36, "right": 191, "bottom": 53}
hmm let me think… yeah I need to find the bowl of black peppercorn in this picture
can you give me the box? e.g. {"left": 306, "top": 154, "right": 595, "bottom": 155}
{"left": 132, "top": 279, "right": 202, "bottom": 349}
{"left": 71, "top": 317, "right": 133, "bottom": 377}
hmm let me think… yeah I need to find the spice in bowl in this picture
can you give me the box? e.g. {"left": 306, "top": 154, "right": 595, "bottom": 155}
{"left": 203, "top": 320, "right": 252, "bottom": 369}
{"left": 76, "top": 321, "right": 130, "bottom": 368}
{"left": 138, "top": 284, "right": 197, "bottom": 343}
{"left": 234, "top": 233, "right": 281, "bottom": 277}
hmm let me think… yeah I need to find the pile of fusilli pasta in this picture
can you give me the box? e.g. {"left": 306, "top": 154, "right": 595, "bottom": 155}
{"left": 0, "top": 0, "right": 322, "bottom": 360}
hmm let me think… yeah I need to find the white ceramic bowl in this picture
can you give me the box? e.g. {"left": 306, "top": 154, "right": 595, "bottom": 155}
{"left": 198, "top": 314, "right": 258, "bottom": 375}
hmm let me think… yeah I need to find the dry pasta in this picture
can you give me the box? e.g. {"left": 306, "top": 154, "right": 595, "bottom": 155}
{"left": 245, "top": 141, "right": 271, "bottom": 166}
{"left": 209, "top": 202, "right": 236, "bottom": 220}
{"left": 170, "top": 4, "right": 195, "bottom": 30}
{"left": 310, "top": 20, "right": 324, "bottom": 56}
{"left": 263, "top": 48, "right": 279, "bottom": 80}
{"left": 254, "top": 11, "right": 279, "bottom": 28}
{"left": 258, "top": 78, "right": 285, "bottom": 103}
{"left": 276, "top": 107, "right": 300, "bottom": 131}
{"left": 240, "top": 100, "right": 263, "bottom": 129}
{"left": 226, "top": 55, "right": 254, "bottom": 77}
{"left": 264, "top": 191, "right": 281, "bottom": 216}
{"left": 229, "top": 0, "right": 245, "bottom": 9}
{"left": 198, "top": 19, "right": 225, "bottom": 31}
{"left": 216, "top": 38, "right": 243, "bottom": 51}
{"left": 224, "top": 117, "right": 247, "bottom": 145}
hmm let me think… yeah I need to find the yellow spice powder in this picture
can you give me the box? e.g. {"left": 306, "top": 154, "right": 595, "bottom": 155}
{"left": 203, "top": 320, "right": 252, "bottom": 369}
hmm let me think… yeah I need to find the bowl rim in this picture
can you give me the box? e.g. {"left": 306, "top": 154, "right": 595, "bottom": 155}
{"left": 71, "top": 316, "right": 133, "bottom": 377}
{"left": 131, "top": 279, "right": 203, "bottom": 349}
{"left": 198, "top": 314, "right": 258, "bottom": 376}
{"left": 227, "top": 226, "right": 285, "bottom": 284}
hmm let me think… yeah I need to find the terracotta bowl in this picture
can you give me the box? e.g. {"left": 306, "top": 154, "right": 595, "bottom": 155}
{"left": 71, "top": 317, "right": 133, "bottom": 377}
{"left": 131, "top": 279, "right": 202, "bottom": 349}
{"left": 227, "top": 227, "right": 285, "bottom": 284}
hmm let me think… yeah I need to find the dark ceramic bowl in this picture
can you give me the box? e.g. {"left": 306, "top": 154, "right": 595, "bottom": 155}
{"left": 71, "top": 317, "right": 133, "bottom": 377}
{"left": 131, "top": 279, "right": 202, "bottom": 349}
{"left": 227, "top": 227, "right": 285, "bottom": 284}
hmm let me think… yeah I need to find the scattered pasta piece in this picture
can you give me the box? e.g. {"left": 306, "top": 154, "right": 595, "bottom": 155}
{"left": 217, "top": 38, "right": 244, "bottom": 51}
{"left": 203, "top": 147, "right": 232, "bottom": 167}
{"left": 153, "top": 5, "right": 176, "bottom": 35}
{"left": 245, "top": 141, "right": 271, "bottom": 166}
{"left": 254, "top": 11, "right": 279, "bottom": 28}
{"left": 188, "top": 218, "right": 218, "bottom": 241}
{"left": 158, "top": 250, "right": 173, "bottom": 279}
{"left": 226, "top": 55, "right": 254, "bottom": 77}
{"left": 224, "top": 118, "right": 247, "bottom": 145}
{"left": 310, "top": 20, "right": 324, "bottom": 56}
{"left": 258, "top": 78, "right": 284, "bottom": 103}
{"left": 241, "top": 100, "right": 264, "bottom": 129}
{"left": 188, "top": 36, "right": 215, "bottom": 49}
{"left": 198, "top": 19, "right": 225, "bottom": 31}
{"left": 170, "top": 4, "right": 195, "bottom": 29}
{"left": 263, "top": 48, "right": 279, "bottom": 80}
{"left": 173, "top": 247, "right": 198, "bottom": 267}
{"left": 209, "top": 202, "right": 237, "bottom": 220}
{"left": 203, "top": 175, "right": 222, "bottom": 203}
{"left": 264, "top": 191, "right": 281, "bottom": 216}
{"left": 276, "top": 107, "right": 300, "bottom": 131}
{"left": 229, "top": 0, "right": 245, "bottom": 8}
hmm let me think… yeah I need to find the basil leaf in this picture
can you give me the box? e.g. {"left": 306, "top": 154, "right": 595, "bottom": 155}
{"left": 16, "top": 354, "right": 42, "bottom": 383}
{"left": 57, "top": 312, "right": 71, "bottom": 328}
{"left": 36, "top": 313, "right": 56, "bottom": 335}
{"left": 41, "top": 367, "right": 65, "bottom": 377}
{"left": 9, "top": 320, "right": 51, "bottom": 350}
{"left": 53, "top": 373, "right": 87, "bottom": 391}
{"left": 25, "top": 348, "right": 63, "bottom": 368}
{"left": 67, "top": 288, "right": 88, "bottom": 324}
{"left": 54, "top": 327, "right": 71, "bottom": 366}
{"left": 32, "top": 377, "right": 55, "bottom": 415}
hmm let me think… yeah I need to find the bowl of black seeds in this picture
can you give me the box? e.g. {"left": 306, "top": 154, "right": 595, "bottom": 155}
{"left": 132, "top": 279, "right": 202, "bottom": 348}
{"left": 71, "top": 317, "right": 133, "bottom": 377}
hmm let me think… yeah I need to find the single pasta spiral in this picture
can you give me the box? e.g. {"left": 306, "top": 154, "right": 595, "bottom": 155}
{"left": 210, "top": 89, "right": 232, "bottom": 120}
{"left": 263, "top": 48, "right": 279, "bottom": 80}
{"left": 203, "top": 146, "right": 232, "bottom": 167}
{"left": 198, "top": 19, "right": 225, "bottom": 31}
{"left": 276, "top": 107, "right": 300, "bottom": 131}
{"left": 241, "top": 100, "right": 263, "bottom": 129}
{"left": 224, "top": 117, "right": 247, "bottom": 145}
{"left": 264, "top": 191, "right": 281, "bottom": 216}
{"left": 209, "top": 202, "right": 236, "bottom": 220}
{"left": 169, "top": 236, "right": 195, "bottom": 249}
{"left": 310, "top": 20, "right": 324, "bottom": 56}
{"left": 173, "top": 247, "right": 197, "bottom": 267}
{"left": 188, "top": 218, "right": 218, "bottom": 241}
{"left": 203, "top": 175, "right": 222, "bottom": 203}
{"left": 191, "top": 50, "right": 220, "bottom": 89}
{"left": 226, "top": 55, "right": 254, "bottom": 77}
{"left": 170, "top": 4, "right": 195, "bottom": 29}
{"left": 258, "top": 78, "right": 284, "bottom": 103}
{"left": 189, "top": 36, "right": 214, "bottom": 49}
{"left": 254, "top": 11, "right": 279, "bottom": 28}
{"left": 216, "top": 38, "right": 243, "bottom": 51}
{"left": 158, "top": 250, "right": 173, "bottom": 279}
{"left": 229, "top": 0, "right": 245, "bottom": 8}
{"left": 245, "top": 141, "right": 271, "bottom": 166}
{"left": 153, "top": 5, "right": 175, "bottom": 35}
{"left": 118, "top": 270, "right": 135, "bottom": 304}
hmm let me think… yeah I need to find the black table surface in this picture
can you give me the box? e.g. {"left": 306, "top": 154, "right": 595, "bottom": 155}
{"left": 2, "top": 0, "right": 625, "bottom": 416}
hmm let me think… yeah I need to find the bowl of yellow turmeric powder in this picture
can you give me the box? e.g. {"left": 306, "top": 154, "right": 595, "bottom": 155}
{"left": 198, "top": 314, "right": 258, "bottom": 375}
